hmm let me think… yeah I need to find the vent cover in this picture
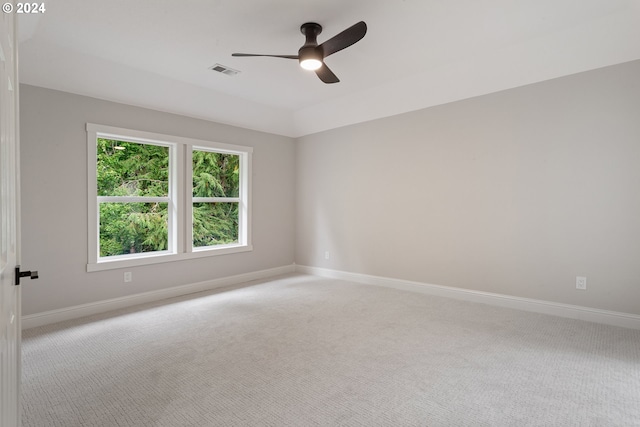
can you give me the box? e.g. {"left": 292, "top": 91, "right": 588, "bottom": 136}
{"left": 209, "top": 63, "right": 240, "bottom": 76}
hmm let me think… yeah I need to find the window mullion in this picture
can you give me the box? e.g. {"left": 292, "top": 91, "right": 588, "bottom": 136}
{"left": 170, "top": 142, "right": 181, "bottom": 255}
{"left": 88, "top": 127, "right": 99, "bottom": 265}
{"left": 185, "top": 147, "right": 194, "bottom": 253}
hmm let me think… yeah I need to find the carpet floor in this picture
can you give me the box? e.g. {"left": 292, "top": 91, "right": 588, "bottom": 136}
{"left": 22, "top": 274, "right": 640, "bottom": 426}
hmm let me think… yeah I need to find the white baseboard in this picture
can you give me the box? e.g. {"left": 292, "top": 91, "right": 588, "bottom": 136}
{"left": 24, "top": 263, "right": 640, "bottom": 331}
{"left": 22, "top": 264, "right": 296, "bottom": 330}
{"left": 296, "top": 264, "right": 640, "bottom": 330}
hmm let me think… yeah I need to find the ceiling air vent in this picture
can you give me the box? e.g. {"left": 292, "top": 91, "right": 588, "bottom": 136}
{"left": 209, "top": 63, "right": 240, "bottom": 76}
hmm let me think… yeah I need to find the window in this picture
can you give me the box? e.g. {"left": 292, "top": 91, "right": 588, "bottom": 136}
{"left": 190, "top": 148, "right": 242, "bottom": 249}
{"left": 96, "top": 139, "right": 173, "bottom": 258}
{"left": 87, "top": 124, "right": 252, "bottom": 272}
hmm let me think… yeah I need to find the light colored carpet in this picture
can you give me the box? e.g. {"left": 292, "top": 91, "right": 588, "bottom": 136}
{"left": 22, "top": 274, "right": 640, "bottom": 426}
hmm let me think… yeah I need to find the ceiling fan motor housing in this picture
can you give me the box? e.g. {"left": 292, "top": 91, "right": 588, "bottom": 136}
{"left": 299, "top": 45, "right": 323, "bottom": 64}
{"left": 299, "top": 23, "right": 324, "bottom": 65}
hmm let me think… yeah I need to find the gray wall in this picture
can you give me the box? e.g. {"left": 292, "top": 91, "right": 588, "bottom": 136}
{"left": 296, "top": 60, "right": 640, "bottom": 315}
{"left": 21, "top": 60, "right": 640, "bottom": 318}
{"left": 20, "top": 85, "right": 296, "bottom": 316}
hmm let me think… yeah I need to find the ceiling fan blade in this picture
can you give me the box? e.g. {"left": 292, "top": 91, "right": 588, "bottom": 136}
{"left": 315, "top": 63, "right": 340, "bottom": 84}
{"left": 232, "top": 53, "right": 299, "bottom": 59}
{"left": 319, "top": 21, "right": 367, "bottom": 58}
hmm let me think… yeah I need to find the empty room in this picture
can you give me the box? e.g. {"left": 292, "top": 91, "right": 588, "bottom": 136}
{"left": 1, "top": 0, "right": 639, "bottom": 425}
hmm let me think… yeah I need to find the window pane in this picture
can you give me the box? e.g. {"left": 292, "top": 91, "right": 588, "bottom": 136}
{"left": 99, "top": 202, "right": 168, "bottom": 257}
{"left": 192, "top": 151, "right": 240, "bottom": 197}
{"left": 97, "top": 139, "right": 169, "bottom": 197}
{"left": 193, "top": 202, "right": 239, "bottom": 248}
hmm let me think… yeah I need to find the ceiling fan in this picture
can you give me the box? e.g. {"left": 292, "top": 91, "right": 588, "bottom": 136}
{"left": 232, "top": 21, "right": 367, "bottom": 84}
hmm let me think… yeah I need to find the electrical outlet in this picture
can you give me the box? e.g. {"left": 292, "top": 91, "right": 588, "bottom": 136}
{"left": 576, "top": 276, "right": 587, "bottom": 290}
{"left": 324, "top": 251, "right": 330, "bottom": 260}
{"left": 124, "top": 272, "right": 132, "bottom": 283}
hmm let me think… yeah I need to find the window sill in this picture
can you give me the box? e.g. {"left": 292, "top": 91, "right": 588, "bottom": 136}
{"left": 86, "top": 244, "right": 253, "bottom": 272}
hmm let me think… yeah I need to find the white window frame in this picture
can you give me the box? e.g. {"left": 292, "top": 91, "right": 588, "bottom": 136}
{"left": 187, "top": 146, "right": 250, "bottom": 253}
{"left": 87, "top": 123, "right": 252, "bottom": 272}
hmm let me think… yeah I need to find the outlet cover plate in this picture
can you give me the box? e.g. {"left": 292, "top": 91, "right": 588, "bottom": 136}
{"left": 576, "top": 276, "right": 587, "bottom": 290}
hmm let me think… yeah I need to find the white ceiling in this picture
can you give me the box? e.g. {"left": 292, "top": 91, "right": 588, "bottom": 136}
{"left": 18, "top": 0, "right": 640, "bottom": 137}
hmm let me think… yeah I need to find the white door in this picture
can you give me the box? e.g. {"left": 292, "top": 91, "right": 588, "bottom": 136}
{"left": 0, "top": 8, "right": 20, "bottom": 427}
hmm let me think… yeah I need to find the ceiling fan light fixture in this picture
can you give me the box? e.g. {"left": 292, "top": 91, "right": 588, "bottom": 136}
{"left": 300, "top": 58, "right": 322, "bottom": 70}
{"left": 298, "top": 46, "right": 323, "bottom": 71}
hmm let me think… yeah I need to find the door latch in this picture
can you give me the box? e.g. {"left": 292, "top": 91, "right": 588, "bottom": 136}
{"left": 15, "top": 265, "right": 39, "bottom": 286}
